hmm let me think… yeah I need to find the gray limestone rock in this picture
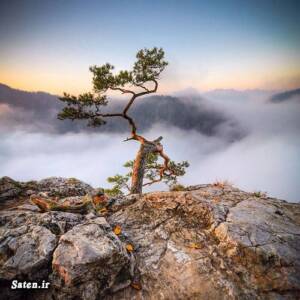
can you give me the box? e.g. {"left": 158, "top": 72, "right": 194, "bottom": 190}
{"left": 51, "top": 217, "right": 130, "bottom": 299}
{"left": 0, "top": 225, "right": 57, "bottom": 280}
{"left": 0, "top": 177, "right": 22, "bottom": 202}
{"left": 36, "top": 177, "right": 94, "bottom": 198}
{"left": 0, "top": 183, "right": 299, "bottom": 300}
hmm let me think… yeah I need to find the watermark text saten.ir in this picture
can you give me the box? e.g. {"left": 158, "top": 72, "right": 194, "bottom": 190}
{"left": 11, "top": 280, "right": 50, "bottom": 289}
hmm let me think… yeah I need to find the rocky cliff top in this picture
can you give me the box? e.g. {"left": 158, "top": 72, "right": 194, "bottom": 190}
{"left": 0, "top": 177, "right": 299, "bottom": 300}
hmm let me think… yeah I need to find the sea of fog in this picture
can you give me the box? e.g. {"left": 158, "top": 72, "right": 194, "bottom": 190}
{"left": 0, "top": 91, "right": 299, "bottom": 202}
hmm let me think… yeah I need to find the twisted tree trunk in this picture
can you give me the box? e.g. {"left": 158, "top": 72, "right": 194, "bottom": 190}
{"left": 130, "top": 137, "right": 167, "bottom": 194}
{"left": 131, "top": 144, "right": 151, "bottom": 194}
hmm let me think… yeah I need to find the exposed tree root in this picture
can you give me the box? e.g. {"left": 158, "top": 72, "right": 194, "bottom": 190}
{"left": 30, "top": 195, "right": 93, "bottom": 214}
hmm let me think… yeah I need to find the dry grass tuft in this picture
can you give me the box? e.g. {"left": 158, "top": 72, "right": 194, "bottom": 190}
{"left": 212, "top": 180, "right": 232, "bottom": 189}
{"left": 252, "top": 191, "right": 267, "bottom": 198}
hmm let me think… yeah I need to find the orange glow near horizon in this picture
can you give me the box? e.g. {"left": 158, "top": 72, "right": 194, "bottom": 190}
{"left": 0, "top": 55, "right": 300, "bottom": 95}
{"left": 1, "top": 66, "right": 300, "bottom": 96}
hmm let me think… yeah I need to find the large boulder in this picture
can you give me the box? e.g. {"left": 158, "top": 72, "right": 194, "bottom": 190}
{"left": 0, "top": 177, "right": 95, "bottom": 208}
{"left": 51, "top": 217, "right": 131, "bottom": 300}
{"left": 214, "top": 197, "right": 300, "bottom": 295}
{"left": 0, "top": 209, "right": 85, "bottom": 281}
{"left": 0, "top": 225, "right": 57, "bottom": 280}
{"left": 35, "top": 177, "right": 94, "bottom": 198}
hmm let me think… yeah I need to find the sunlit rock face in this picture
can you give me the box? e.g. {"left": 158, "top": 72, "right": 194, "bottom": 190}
{"left": 0, "top": 177, "right": 299, "bottom": 299}
{"left": 107, "top": 187, "right": 300, "bottom": 300}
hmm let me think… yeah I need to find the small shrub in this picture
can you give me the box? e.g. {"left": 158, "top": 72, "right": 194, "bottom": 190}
{"left": 252, "top": 191, "right": 267, "bottom": 198}
{"left": 67, "top": 177, "right": 79, "bottom": 184}
{"left": 169, "top": 184, "right": 186, "bottom": 192}
{"left": 104, "top": 187, "right": 124, "bottom": 197}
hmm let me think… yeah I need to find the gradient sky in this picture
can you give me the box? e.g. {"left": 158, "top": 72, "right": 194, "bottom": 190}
{"left": 0, "top": 0, "right": 299, "bottom": 94}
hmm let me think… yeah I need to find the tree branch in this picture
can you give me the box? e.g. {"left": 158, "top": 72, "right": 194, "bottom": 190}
{"left": 110, "top": 87, "right": 135, "bottom": 95}
{"left": 142, "top": 142, "right": 174, "bottom": 187}
{"left": 93, "top": 80, "right": 159, "bottom": 139}
{"left": 135, "top": 83, "right": 150, "bottom": 92}
{"left": 124, "top": 80, "right": 158, "bottom": 114}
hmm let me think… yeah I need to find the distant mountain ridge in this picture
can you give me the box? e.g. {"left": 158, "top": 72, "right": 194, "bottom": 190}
{"left": 269, "top": 88, "right": 300, "bottom": 103}
{"left": 0, "top": 83, "right": 240, "bottom": 138}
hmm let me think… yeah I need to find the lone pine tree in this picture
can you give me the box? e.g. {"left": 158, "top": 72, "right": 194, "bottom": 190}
{"left": 105, "top": 153, "right": 189, "bottom": 197}
{"left": 58, "top": 47, "right": 188, "bottom": 194}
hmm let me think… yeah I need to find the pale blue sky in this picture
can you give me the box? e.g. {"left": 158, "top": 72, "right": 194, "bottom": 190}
{"left": 1, "top": 0, "right": 299, "bottom": 93}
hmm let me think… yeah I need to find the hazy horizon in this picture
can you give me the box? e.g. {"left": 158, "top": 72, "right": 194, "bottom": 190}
{"left": 0, "top": 81, "right": 284, "bottom": 95}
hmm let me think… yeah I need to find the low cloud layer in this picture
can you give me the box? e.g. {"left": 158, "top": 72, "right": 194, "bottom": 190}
{"left": 0, "top": 85, "right": 300, "bottom": 202}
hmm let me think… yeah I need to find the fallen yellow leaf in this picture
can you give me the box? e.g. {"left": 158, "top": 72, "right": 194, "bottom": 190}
{"left": 212, "top": 197, "right": 221, "bottom": 203}
{"left": 113, "top": 225, "right": 122, "bottom": 235}
{"left": 93, "top": 195, "right": 107, "bottom": 204}
{"left": 99, "top": 207, "right": 108, "bottom": 214}
{"left": 126, "top": 244, "right": 134, "bottom": 252}
{"left": 188, "top": 242, "right": 203, "bottom": 249}
{"left": 131, "top": 282, "right": 142, "bottom": 290}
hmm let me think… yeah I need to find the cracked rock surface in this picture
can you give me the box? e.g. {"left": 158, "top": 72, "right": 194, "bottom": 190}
{"left": 0, "top": 178, "right": 299, "bottom": 299}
